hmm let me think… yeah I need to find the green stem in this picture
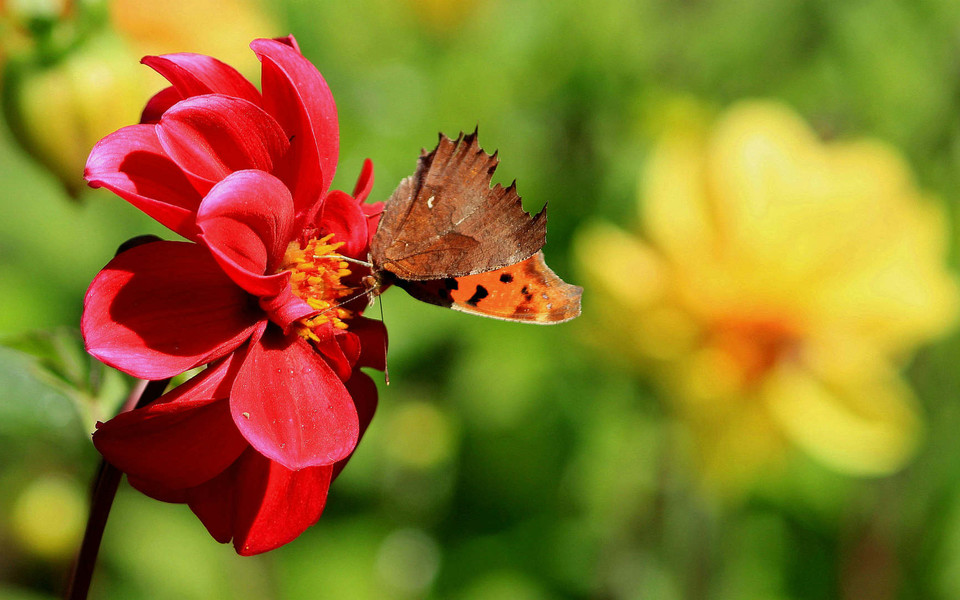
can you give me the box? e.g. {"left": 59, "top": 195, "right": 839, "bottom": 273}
{"left": 64, "top": 378, "right": 170, "bottom": 600}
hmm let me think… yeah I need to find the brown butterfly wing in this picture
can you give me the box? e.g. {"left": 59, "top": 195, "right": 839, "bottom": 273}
{"left": 393, "top": 252, "right": 582, "bottom": 324}
{"left": 370, "top": 131, "right": 547, "bottom": 281}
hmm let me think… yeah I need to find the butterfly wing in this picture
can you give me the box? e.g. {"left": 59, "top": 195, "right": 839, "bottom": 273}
{"left": 393, "top": 252, "right": 582, "bottom": 324}
{"left": 370, "top": 131, "right": 547, "bottom": 280}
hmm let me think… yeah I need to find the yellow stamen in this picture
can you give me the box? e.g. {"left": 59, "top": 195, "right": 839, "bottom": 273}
{"left": 277, "top": 234, "right": 359, "bottom": 336}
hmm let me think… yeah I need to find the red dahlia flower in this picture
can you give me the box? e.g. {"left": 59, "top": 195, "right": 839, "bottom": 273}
{"left": 81, "top": 36, "right": 387, "bottom": 554}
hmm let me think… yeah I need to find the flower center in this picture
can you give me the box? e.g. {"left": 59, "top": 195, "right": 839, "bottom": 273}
{"left": 709, "top": 317, "right": 798, "bottom": 386}
{"left": 278, "top": 234, "right": 358, "bottom": 340}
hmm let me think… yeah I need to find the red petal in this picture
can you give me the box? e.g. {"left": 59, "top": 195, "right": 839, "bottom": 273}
{"left": 313, "top": 333, "right": 357, "bottom": 381}
{"left": 352, "top": 159, "right": 374, "bottom": 202}
{"left": 230, "top": 449, "right": 333, "bottom": 555}
{"left": 251, "top": 38, "right": 339, "bottom": 221}
{"left": 92, "top": 356, "right": 247, "bottom": 489}
{"left": 142, "top": 53, "right": 262, "bottom": 107}
{"left": 84, "top": 124, "right": 203, "bottom": 240}
{"left": 362, "top": 201, "right": 384, "bottom": 245}
{"left": 332, "top": 371, "right": 379, "bottom": 480}
{"left": 350, "top": 317, "right": 388, "bottom": 371}
{"left": 140, "top": 86, "right": 183, "bottom": 124}
{"left": 312, "top": 190, "right": 369, "bottom": 259}
{"left": 231, "top": 327, "right": 359, "bottom": 470}
{"left": 335, "top": 332, "right": 361, "bottom": 373}
{"left": 186, "top": 466, "right": 236, "bottom": 543}
{"left": 258, "top": 286, "right": 317, "bottom": 333}
{"left": 348, "top": 371, "right": 378, "bottom": 439}
{"left": 82, "top": 240, "right": 261, "bottom": 379}
{"left": 156, "top": 95, "right": 291, "bottom": 184}
{"left": 271, "top": 35, "right": 301, "bottom": 53}
{"left": 127, "top": 476, "right": 189, "bottom": 503}
{"left": 196, "top": 170, "right": 295, "bottom": 297}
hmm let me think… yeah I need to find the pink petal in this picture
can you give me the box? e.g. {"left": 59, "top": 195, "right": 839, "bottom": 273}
{"left": 230, "top": 449, "right": 333, "bottom": 555}
{"left": 352, "top": 158, "right": 374, "bottom": 202}
{"left": 140, "top": 86, "right": 183, "bottom": 124}
{"left": 196, "top": 170, "right": 295, "bottom": 297}
{"left": 251, "top": 38, "right": 339, "bottom": 220}
{"left": 142, "top": 53, "right": 262, "bottom": 107}
{"left": 82, "top": 240, "right": 261, "bottom": 379}
{"left": 84, "top": 124, "right": 203, "bottom": 240}
{"left": 332, "top": 371, "right": 379, "bottom": 480}
{"left": 92, "top": 356, "right": 247, "bottom": 489}
{"left": 312, "top": 190, "right": 369, "bottom": 259}
{"left": 231, "top": 327, "right": 359, "bottom": 470}
{"left": 156, "top": 95, "right": 291, "bottom": 184}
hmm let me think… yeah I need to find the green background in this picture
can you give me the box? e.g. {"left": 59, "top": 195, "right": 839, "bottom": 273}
{"left": 4, "top": 0, "right": 960, "bottom": 598}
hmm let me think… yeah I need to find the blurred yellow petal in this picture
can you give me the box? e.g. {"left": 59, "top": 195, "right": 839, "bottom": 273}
{"left": 3, "top": 31, "right": 147, "bottom": 195}
{"left": 110, "top": 0, "right": 276, "bottom": 77}
{"left": 574, "top": 222, "right": 699, "bottom": 361}
{"left": 672, "top": 348, "right": 746, "bottom": 417}
{"left": 706, "top": 101, "right": 825, "bottom": 262}
{"left": 574, "top": 221, "right": 668, "bottom": 310}
{"left": 807, "top": 194, "right": 960, "bottom": 353}
{"left": 827, "top": 140, "right": 917, "bottom": 213}
{"left": 680, "top": 395, "right": 787, "bottom": 494}
{"left": 632, "top": 307, "right": 701, "bottom": 362}
{"left": 641, "top": 116, "right": 715, "bottom": 264}
{"left": 763, "top": 363, "right": 921, "bottom": 475}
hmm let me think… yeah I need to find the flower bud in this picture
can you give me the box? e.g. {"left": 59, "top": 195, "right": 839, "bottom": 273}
{"left": 3, "top": 27, "right": 148, "bottom": 197}
{"left": 1, "top": 0, "right": 274, "bottom": 198}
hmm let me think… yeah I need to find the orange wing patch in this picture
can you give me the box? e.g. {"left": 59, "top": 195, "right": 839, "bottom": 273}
{"left": 395, "top": 252, "right": 582, "bottom": 323}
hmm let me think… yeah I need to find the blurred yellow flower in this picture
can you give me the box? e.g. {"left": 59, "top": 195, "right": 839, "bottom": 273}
{"left": 1, "top": 0, "right": 274, "bottom": 196}
{"left": 576, "top": 100, "right": 959, "bottom": 488}
{"left": 109, "top": 0, "right": 270, "bottom": 75}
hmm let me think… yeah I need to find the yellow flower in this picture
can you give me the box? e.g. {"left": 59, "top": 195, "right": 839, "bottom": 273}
{"left": 1, "top": 0, "right": 275, "bottom": 196}
{"left": 576, "top": 100, "right": 959, "bottom": 488}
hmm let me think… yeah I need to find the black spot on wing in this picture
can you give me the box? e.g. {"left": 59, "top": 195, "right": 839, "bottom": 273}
{"left": 499, "top": 273, "right": 514, "bottom": 283}
{"left": 433, "top": 278, "right": 458, "bottom": 301}
{"left": 466, "top": 285, "right": 489, "bottom": 306}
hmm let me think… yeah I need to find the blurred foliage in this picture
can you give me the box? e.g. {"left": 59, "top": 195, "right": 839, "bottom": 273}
{"left": 2, "top": 0, "right": 960, "bottom": 599}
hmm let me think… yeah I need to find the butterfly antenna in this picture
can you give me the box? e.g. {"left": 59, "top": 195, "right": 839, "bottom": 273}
{"left": 380, "top": 298, "right": 390, "bottom": 385}
{"left": 304, "top": 280, "right": 380, "bottom": 321}
{"left": 315, "top": 254, "right": 374, "bottom": 269}
{"left": 302, "top": 255, "right": 391, "bottom": 384}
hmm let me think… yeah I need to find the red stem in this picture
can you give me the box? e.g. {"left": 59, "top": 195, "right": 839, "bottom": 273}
{"left": 64, "top": 378, "right": 170, "bottom": 600}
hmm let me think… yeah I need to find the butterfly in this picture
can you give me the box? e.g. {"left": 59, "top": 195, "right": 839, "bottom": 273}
{"left": 368, "top": 131, "right": 582, "bottom": 324}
